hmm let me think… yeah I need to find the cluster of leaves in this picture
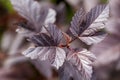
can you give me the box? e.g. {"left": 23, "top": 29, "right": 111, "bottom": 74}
{"left": 10, "top": 0, "right": 109, "bottom": 80}
{"left": 90, "top": 0, "right": 120, "bottom": 80}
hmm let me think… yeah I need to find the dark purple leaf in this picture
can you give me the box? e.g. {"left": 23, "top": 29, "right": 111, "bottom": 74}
{"left": 69, "top": 5, "right": 109, "bottom": 45}
{"left": 85, "top": 5, "right": 107, "bottom": 31}
{"left": 59, "top": 61, "right": 82, "bottom": 80}
{"left": 23, "top": 47, "right": 66, "bottom": 69}
{"left": 78, "top": 5, "right": 109, "bottom": 45}
{"left": 29, "top": 33, "right": 56, "bottom": 46}
{"left": 10, "top": 0, "right": 56, "bottom": 33}
{"left": 81, "top": 28, "right": 106, "bottom": 37}
{"left": 69, "top": 8, "right": 86, "bottom": 36}
{"left": 67, "top": 49, "right": 96, "bottom": 80}
{"left": 46, "top": 24, "right": 63, "bottom": 46}
{"left": 29, "top": 24, "right": 63, "bottom": 46}
{"left": 79, "top": 28, "right": 107, "bottom": 45}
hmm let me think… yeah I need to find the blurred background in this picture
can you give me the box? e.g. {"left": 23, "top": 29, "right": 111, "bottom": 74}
{"left": 0, "top": 0, "right": 120, "bottom": 80}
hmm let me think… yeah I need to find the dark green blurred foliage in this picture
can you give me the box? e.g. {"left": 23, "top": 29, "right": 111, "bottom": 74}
{"left": 0, "top": 0, "right": 14, "bottom": 49}
{"left": 0, "top": 0, "right": 13, "bottom": 13}
{"left": 100, "top": 0, "right": 108, "bottom": 3}
{"left": 51, "top": 0, "right": 74, "bottom": 23}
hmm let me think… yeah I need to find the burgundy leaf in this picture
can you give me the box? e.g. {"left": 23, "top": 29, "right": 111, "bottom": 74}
{"left": 59, "top": 61, "right": 82, "bottom": 80}
{"left": 79, "top": 35, "right": 106, "bottom": 45}
{"left": 79, "top": 5, "right": 109, "bottom": 45}
{"left": 29, "top": 33, "right": 56, "bottom": 46}
{"left": 10, "top": 0, "right": 56, "bottom": 33}
{"left": 46, "top": 24, "right": 63, "bottom": 45}
{"left": 69, "top": 8, "right": 86, "bottom": 36}
{"left": 79, "top": 28, "right": 107, "bottom": 45}
{"left": 88, "top": 5, "right": 109, "bottom": 30}
{"left": 69, "top": 5, "right": 109, "bottom": 45}
{"left": 81, "top": 27, "right": 106, "bottom": 37}
{"left": 67, "top": 49, "right": 96, "bottom": 80}
{"left": 29, "top": 24, "right": 63, "bottom": 46}
{"left": 23, "top": 47, "right": 66, "bottom": 69}
{"left": 70, "top": 5, "right": 107, "bottom": 36}
{"left": 85, "top": 5, "right": 107, "bottom": 30}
